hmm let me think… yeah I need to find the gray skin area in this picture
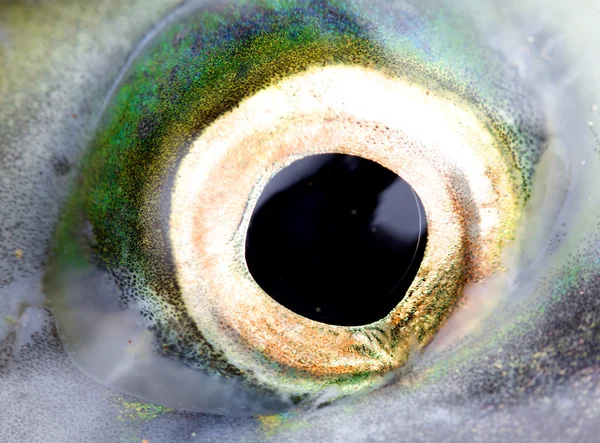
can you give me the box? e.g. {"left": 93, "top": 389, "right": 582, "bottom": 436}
{"left": 0, "top": 0, "right": 599, "bottom": 442}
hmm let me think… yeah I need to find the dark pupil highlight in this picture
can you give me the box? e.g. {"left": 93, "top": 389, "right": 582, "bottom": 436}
{"left": 245, "top": 154, "right": 428, "bottom": 326}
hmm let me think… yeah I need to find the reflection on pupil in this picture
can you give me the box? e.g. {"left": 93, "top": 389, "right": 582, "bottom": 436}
{"left": 245, "top": 154, "right": 428, "bottom": 326}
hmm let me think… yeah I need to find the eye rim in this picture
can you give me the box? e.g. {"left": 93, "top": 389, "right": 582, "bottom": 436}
{"left": 168, "top": 64, "right": 522, "bottom": 388}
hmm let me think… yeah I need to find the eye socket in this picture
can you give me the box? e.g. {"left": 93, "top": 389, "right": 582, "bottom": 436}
{"left": 42, "top": 0, "right": 546, "bottom": 415}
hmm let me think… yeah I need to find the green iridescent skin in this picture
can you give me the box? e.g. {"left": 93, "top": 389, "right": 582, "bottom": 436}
{"left": 1, "top": 0, "right": 599, "bottom": 440}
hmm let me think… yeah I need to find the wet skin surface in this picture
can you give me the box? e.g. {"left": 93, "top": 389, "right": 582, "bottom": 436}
{"left": 0, "top": 0, "right": 599, "bottom": 442}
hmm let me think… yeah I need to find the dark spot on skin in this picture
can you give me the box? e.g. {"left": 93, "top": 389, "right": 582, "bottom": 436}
{"left": 169, "top": 64, "right": 180, "bottom": 84}
{"left": 588, "top": 125, "right": 600, "bottom": 151}
{"left": 316, "top": 401, "right": 332, "bottom": 409}
{"left": 0, "top": 332, "right": 16, "bottom": 375}
{"left": 290, "top": 393, "right": 311, "bottom": 405}
{"left": 137, "top": 115, "right": 159, "bottom": 140}
{"left": 51, "top": 155, "right": 71, "bottom": 177}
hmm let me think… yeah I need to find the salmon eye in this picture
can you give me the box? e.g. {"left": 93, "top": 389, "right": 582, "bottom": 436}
{"left": 43, "top": 0, "right": 547, "bottom": 415}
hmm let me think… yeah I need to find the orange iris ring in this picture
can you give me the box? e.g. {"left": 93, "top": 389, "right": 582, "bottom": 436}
{"left": 168, "top": 65, "right": 520, "bottom": 393}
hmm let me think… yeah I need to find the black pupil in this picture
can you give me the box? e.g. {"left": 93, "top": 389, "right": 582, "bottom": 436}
{"left": 245, "top": 154, "right": 427, "bottom": 326}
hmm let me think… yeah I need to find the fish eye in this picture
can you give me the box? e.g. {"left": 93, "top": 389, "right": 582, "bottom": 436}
{"left": 43, "top": 0, "right": 546, "bottom": 415}
{"left": 1, "top": 0, "right": 599, "bottom": 440}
